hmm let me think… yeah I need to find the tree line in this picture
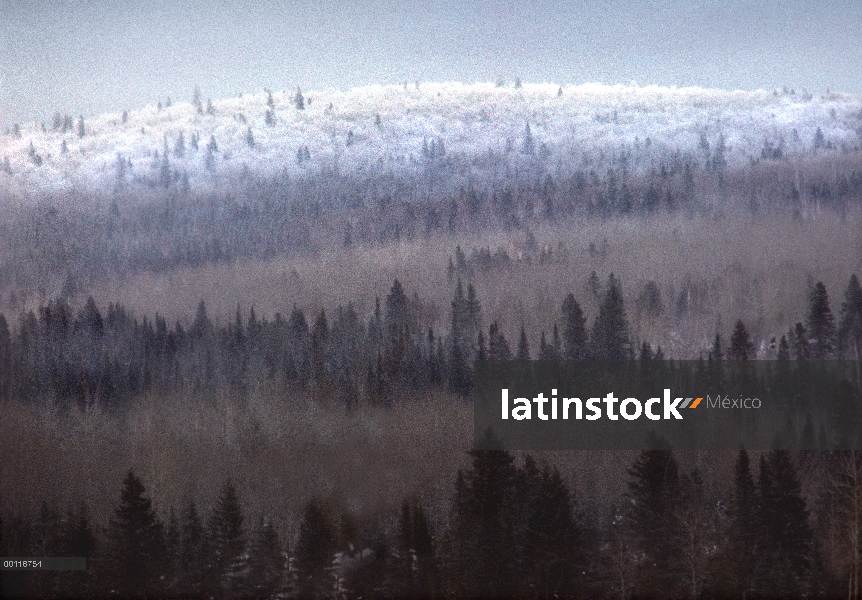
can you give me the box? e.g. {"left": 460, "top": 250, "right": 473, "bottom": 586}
{"left": 0, "top": 272, "right": 861, "bottom": 407}
{"left": 2, "top": 146, "right": 861, "bottom": 301}
{"left": 5, "top": 440, "right": 862, "bottom": 598}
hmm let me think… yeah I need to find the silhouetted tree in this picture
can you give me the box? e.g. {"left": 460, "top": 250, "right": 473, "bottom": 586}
{"left": 295, "top": 500, "right": 336, "bottom": 600}
{"left": 206, "top": 480, "right": 247, "bottom": 598}
{"left": 103, "top": 471, "right": 167, "bottom": 598}
{"left": 807, "top": 281, "right": 837, "bottom": 358}
{"left": 728, "top": 320, "right": 755, "bottom": 360}
{"left": 591, "top": 274, "right": 632, "bottom": 359}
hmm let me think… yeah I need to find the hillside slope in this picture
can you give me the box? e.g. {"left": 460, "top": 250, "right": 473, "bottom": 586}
{"left": 2, "top": 82, "right": 861, "bottom": 199}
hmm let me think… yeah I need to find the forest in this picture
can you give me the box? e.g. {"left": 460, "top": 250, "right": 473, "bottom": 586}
{"left": 2, "top": 84, "right": 862, "bottom": 599}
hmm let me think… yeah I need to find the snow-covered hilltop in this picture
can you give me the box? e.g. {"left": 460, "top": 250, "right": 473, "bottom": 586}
{"left": 2, "top": 82, "right": 861, "bottom": 199}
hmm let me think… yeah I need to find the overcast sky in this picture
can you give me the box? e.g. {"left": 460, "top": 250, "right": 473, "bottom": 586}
{"left": 1, "top": 0, "right": 860, "bottom": 126}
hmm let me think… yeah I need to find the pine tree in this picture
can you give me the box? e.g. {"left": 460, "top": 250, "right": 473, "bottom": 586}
{"left": 103, "top": 471, "right": 167, "bottom": 598}
{"left": 396, "top": 498, "right": 438, "bottom": 598}
{"left": 591, "top": 274, "right": 631, "bottom": 359}
{"left": 839, "top": 274, "right": 862, "bottom": 359}
{"left": 724, "top": 449, "right": 759, "bottom": 598}
{"left": 246, "top": 515, "right": 286, "bottom": 599}
{"left": 179, "top": 500, "right": 207, "bottom": 596}
{"left": 517, "top": 325, "right": 531, "bottom": 360}
{"left": 807, "top": 281, "right": 837, "bottom": 358}
{"left": 728, "top": 319, "right": 755, "bottom": 360}
{"left": 517, "top": 456, "right": 584, "bottom": 598}
{"left": 77, "top": 116, "right": 85, "bottom": 138}
{"left": 448, "top": 433, "right": 520, "bottom": 598}
{"left": 206, "top": 480, "right": 247, "bottom": 598}
{"left": 294, "top": 87, "right": 305, "bottom": 110}
{"left": 0, "top": 314, "right": 10, "bottom": 400}
{"left": 756, "top": 450, "right": 812, "bottom": 596}
{"left": 295, "top": 500, "right": 336, "bottom": 600}
{"left": 625, "top": 443, "right": 684, "bottom": 597}
{"left": 792, "top": 322, "right": 811, "bottom": 360}
{"left": 561, "top": 293, "right": 588, "bottom": 359}
{"left": 709, "top": 332, "right": 724, "bottom": 360}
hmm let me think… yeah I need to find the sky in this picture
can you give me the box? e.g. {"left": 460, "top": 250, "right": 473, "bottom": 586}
{"left": 1, "top": 0, "right": 860, "bottom": 127}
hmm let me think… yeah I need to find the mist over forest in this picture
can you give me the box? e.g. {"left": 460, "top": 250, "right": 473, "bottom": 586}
{"left": 2, "top": 81, "right": 862, "bottom": 599}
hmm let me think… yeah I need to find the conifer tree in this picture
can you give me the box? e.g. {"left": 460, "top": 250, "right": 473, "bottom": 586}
{"left": 839, "top": 274, "right": 862, "bottom": 359}
{"left": 807, "top": 281, "right": 837, "bottom": 358}
{"left": 723, "top": 449, "right": 759, "bottom": 598}
{"left": 397, "top": 498, "right": 438, "bottom": 598}
{"left": 206, "top": 480, "right": 247, "bottom": 598}
{"left": 246, "top": 515, "right": 286, "bottom": 599}
{"left": 756, "top": 450, "right": 812, "bottom": 596}
{"left": 792, "top": 322, "right": 811, "bottom": 360}
{"left": 709, "top": 332, "right": 724, "bottom": 360}
{"left": 295, "top": 500, "right": 337, "bottom": 600}
{"left": 591, "top": 274, "right": 631, "bottom": 359}
{"left": 728, "top": 319, "right": 755, "bottom": 360}
{"left": 448, "top": 432, "right": 520, "bottom": 598}
{"left": 625, "top": 442, "right": 683, "bottom": 597}
{"left": 517, "top": 325, "right": 531, "bottom": 360}
{"left": 103, "top": 471, "right": 167, "bottom": 598}
{"left": 179, "top": 500, "right": 207, "bottom": 597}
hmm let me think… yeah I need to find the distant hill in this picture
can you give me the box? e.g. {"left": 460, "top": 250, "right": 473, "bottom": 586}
{"left": 2, "top": 82, "right": 861, "bottom": 200}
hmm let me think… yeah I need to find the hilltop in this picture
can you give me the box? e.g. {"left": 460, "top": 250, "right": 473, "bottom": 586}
{"left": 2, "top": 82, "right": 861, "bottom": 199}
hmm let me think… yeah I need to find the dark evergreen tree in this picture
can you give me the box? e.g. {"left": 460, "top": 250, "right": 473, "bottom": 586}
{"left": 446, "top": 433, "right": 519, "bottom": 598}
{"left": 517, "top": 325, "right": 531, "bottom": 360}
{"left": 722, "top": 449, "right": 759, "bottom": 598}
{"left": 102, "top": 471, "right": 167, "bottom": 598}
{"left": 294, "top": 87, "right": 305, "bottom": 110}
{"left": 756, "top": 450, "right": 813, "bottom": 596}
{"left": 839, "top": 274, "right": 862, "bottom": 359}
{"left": 728, "top": 319, "right": 755, "bottom": 360}
{"left": 295, "top": 500, "right": 337, "bottom": 600}
{"left": 179, "top": 499, "right": 207, "bottom": 597}
{"left": 396, "top": 498, "right": 439, "bottom": 598}
{"left": 591, "top": 274, "right": 632, "bottom": 359}
{"left": 561, "top": 293, "right": 588, "bottom": 359}
{"left": 792, "top": 322, "right": 811, "bottom": 360}
{"left": 625, "top": 443, "right": 684, "bottom": 597}
{"left": 709, "top": 332, "right": 724, "bottom": 360}
{"left": 206, "top": 480, "right": 247, "bottom": 598}
{"left": 246, "top": 515, "right": 286, "bottom": 599}
{"left": 807, "top": 281, "right": 837, "bottom": 358}
{"left": 517, "top": 456, "right": 584, "bottom": 598}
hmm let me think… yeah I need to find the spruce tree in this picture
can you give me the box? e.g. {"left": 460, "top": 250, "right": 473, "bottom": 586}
{"left": 591, "top": 274, "right": 631, "bottom": 359}
{"left": 396, "top": 498, "right": 438, "bottom": 598}
{"left": 839, "top": 274, "right": 862, "bottom": 359}
{"left": 295, "top": 500, "right": 337, "bottom": 600}
{"left": 517, "top": 325, "right": 531, "bottom": 360}
{"left": 756, "top": 450, "right": 812, "bottom": 596}
{"left": 448, "top": 433, "right": 520, "bottom": 598}
{"left": 246, "top": 516, "right": 286, "bottom": 599}
{"left": 624, "top": 443, "right": 683, "bottom": 597}
{"left": 725, "top": 449, "right": 759, "bottom": 598}
{"left": 103, "top": 471, "right": 167, "bottom": 598}
{"left": 728, "top": 319, "right": 755, "bottom": 360}
{"left": 517, "top": 456, "right": 584, "bottom": 598}
{"left": 561, "top": 293, "right": 588, "bottom": 359}
{"left": 807, "top": 281, "right": 837, "bottom": 358}
{"left": 179, "top": 499, "right": 207, "bottom": 596}
{"left": 206, "top": 480, "right": 247, "bottom": 598}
